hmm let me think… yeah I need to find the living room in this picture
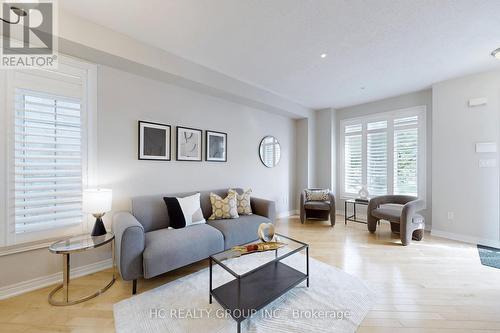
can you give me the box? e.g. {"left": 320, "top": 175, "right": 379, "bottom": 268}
{"left": 0, "top": 1, "right": 499, "bottom": 332}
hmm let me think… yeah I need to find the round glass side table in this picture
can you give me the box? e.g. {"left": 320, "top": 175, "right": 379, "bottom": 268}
{"left": 48, "top": 232, "right": 115, "bottom": 306}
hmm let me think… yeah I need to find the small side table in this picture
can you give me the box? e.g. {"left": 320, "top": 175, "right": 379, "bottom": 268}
{"left": 48, "top": 232, "right": 115, "bottom": 306}
{"left": 344, "top": 199, "right": 369, "bottom": 224}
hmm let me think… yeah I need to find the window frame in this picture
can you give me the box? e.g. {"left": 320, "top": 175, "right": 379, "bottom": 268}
{"left": 2, "top": 55, "right": 97, "bottom": 247}
{"left": 339, "top": 106, "right": 426, "bottom": 201}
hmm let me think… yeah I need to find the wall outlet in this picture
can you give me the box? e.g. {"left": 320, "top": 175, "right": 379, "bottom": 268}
{"left": 479, "top": 159, "right": 497, "bottom": 168}
{"left": 447, "top": 212, "right": 454, "bottom": 220}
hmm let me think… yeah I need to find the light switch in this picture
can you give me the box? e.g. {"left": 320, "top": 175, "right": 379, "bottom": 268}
{"left": 468, "top": 97, "right": 488, "bottom": 107}
{"left": 476, "top": 142, "right": 497, "bottom": 153}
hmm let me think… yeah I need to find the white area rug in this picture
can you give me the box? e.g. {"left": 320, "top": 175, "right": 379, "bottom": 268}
{"left": 114, "top": 254, "right": 375, "bottom": 333}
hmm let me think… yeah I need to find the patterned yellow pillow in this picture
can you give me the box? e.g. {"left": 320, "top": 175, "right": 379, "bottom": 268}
{"left": 229, "top": 189, "right": 253, "bottom": 215}
{"left": 208, "top": 192, "right": 239, "bottom": 220}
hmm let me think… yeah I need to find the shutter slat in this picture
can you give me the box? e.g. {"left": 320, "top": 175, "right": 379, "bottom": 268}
{"left": 15, "top": 176, "right": 82, "bottom": 183}
{"left": 15, "top": 204, "right": 82, "bottom": 215}
{"left": 15, "top": 197, "right": 82, "bottom": 207}
{"left": 15, "top": 190, "right": 82, "bottom": 199}
{"left": 16, "top": 218, "right": 82, "bottom": 233}
{"left": 16, "top": 211, "right": 82, "bottom": 224}
{"left": 15, "top": 123, "right": 81, "bottom": 133}
{"left": 15, "top": 116, "right": 80, "bottom": 127}
{"left": 15, "top": 155, "right": 81, "bottom": 160}
{"left": 15, "top": 183, "right": 82, "bottom": 191}
{"left": 15, "top": 147, "right": 80, "bottom": 153}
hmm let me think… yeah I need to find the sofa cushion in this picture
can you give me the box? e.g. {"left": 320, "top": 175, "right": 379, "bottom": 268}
{"left": 229, "top": 188, "right": 253, "bottom": 215}
{"left": 372, "top": 205, "right": 403, "bottom": 222}
{"left": 208, "top": 191, "right": 239, "bottom": 220}
{"left": 208, "top": 215, "right": 270, "bottom": 249}
{"left": 142, "top": 224, "right": 224, "bottom": 279}
{"left": 304, "top": 201, "right": 331, "bottom": 210}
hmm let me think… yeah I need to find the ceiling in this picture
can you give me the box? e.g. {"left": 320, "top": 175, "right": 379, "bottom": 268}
{"left": 61, "top": 0, "right": 500, "bottom": 110}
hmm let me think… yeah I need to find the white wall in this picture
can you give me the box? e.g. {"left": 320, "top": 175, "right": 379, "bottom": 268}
{"left": 335, "top": 90, "right": 433, "bottom": 223}
{"left": 313, "top": 108, "right": 336, "bottom": 190}
{"left": 294, "top": 118, "right": 310, "bottom": 209}
{"left": 432, "top": 70, "right": 500, "bottom": 247}
{"left": 98, "top": 65, "right": 296, "bottom": 215}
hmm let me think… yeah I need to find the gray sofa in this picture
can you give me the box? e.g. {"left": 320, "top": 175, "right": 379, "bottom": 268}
{"left": 112, "top": 188, "right": 275, "bottom": 294}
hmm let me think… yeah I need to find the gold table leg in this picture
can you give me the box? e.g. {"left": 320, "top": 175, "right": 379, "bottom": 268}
{"left": 48, "top": 240, "right": 116, "bottom": 306}
{"left": 63, "top": 253, "right": 69, "bottom": 302}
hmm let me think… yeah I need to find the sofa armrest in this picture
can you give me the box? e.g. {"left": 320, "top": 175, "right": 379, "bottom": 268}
{"left": 112, "top": 212, "right": 145, "bottom": 281}
{"left": 401, "top": 199, "right": 426, "bottom": 224}
{"left": 300, "top": 191, "right": 306, "bottom": 223}
{"left": 328, "top": 191, "right": 336, "bottom": 225}
{"left": 251, "top": 197, "right": 276, "bottom": 224}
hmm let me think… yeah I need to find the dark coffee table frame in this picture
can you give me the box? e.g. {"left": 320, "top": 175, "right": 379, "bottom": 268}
{"left": 209, "top": 234, "right": 309, "bottom": 333}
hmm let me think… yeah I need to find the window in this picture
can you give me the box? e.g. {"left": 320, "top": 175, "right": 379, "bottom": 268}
{"left": 4, "top": 57, "right": 97, "bottom": 245}
{"left": 340, "top": 107, "right": 426, "bottom": 199}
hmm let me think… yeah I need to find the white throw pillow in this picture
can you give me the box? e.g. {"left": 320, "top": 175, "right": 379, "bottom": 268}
{"left": 176, "top": 193, "right": 206, "bottom": 226}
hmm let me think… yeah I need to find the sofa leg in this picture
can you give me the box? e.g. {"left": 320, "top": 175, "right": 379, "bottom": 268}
{"left": 412, "top": 229, "right": 424, "bottom": 241}
{"left": 132, "top": 279, "right": 137, "bottom": 295}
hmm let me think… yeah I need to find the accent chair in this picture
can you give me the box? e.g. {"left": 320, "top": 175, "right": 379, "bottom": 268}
{"left": 300, "top": 188, "right": 336, "bottom": 226}
{"left": 367, "top": 195, "right": 425, "bottom": 246}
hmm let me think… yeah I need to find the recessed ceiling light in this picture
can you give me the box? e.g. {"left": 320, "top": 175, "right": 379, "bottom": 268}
{"left": 320, "top": 53, "right": 327, "bottom": 59}
{"left": 492, "top": 48, "right": 500, "bottom": 59}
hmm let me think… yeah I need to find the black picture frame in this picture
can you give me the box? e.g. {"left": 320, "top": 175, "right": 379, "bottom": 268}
{"left": 176, "top": 126, "right": 203, "bottom": 161}
{"left": 205, "top": 130, "right": 228, "bottom": 162}
{"left": 138, "top": 121, "right": 171, "bottom": 161}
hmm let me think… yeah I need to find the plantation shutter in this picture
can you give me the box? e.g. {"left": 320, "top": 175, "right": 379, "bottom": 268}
{"left": 367, "top": 121, "right": 387, "bottom": 196}
{"left": 13, "top": 79, "right": 84, "bottom": 233}
{"left": 393, "top": 116, "right": 418, "bottom": 196}
{"left": 344, "top": 124, "right": 362, "bottom": 194}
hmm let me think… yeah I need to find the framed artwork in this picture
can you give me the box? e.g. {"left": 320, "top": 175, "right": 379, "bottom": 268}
{"left": 206, "top": 130, "right": 227, "bottom": 162}
{"left": 176, "top": 126, "right": 203, "bottom": 161}
{"left": 138, "top": 121, "right": 171, "bottom": 161}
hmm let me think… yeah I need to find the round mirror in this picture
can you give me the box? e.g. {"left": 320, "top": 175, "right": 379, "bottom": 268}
{"left": 259, "top": 136, "right": 281, "bottom": 168}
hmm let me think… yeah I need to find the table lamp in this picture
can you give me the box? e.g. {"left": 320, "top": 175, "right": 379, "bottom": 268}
{"left": 83, "top": 188, "right": 113, "bottom": 236}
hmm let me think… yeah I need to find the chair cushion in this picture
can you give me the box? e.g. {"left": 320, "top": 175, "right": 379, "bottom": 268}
{"left": 305, "top": 189, "right": 330, "bottom": 201}
{"left": 208, "top": 215, "right": 271, "bottom": 249}
{"left": 304, "top": 201, "right": 331, "bottom": 211}
{"left": 142, "top": 224, "right": 224, "bottom": 279}
{"left": 372, "top": 205, "right": 403, "bottom": 222}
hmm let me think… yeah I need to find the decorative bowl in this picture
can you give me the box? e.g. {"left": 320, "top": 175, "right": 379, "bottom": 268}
{"left": 257, "top": 223, "right": 275, "bottom": 242}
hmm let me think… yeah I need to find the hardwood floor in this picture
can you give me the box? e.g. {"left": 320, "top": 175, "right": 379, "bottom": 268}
{"left": 1, "top": 215, "right": 500, "bottom": 332}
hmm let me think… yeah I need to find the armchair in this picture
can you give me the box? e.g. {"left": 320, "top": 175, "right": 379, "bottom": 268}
{"left": 367, "top": 195, "right": 425, "bottom": 246}
{"left": 300, "top": 189, "right": 336, "bottom": 226}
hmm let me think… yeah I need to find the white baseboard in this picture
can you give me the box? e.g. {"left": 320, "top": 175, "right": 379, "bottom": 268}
{"left": 0, "top": 258, "right": 113, "bottom": 300}
{"left": 431, "top": 229, "right": 500, "bottom": 248}
{"left": 277, "top": 210, "right": 299, "bottom": 219}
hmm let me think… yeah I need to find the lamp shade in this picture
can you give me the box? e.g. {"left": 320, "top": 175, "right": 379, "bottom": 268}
{"left": 82, "top": 189, "right": 112, "bottom": 214}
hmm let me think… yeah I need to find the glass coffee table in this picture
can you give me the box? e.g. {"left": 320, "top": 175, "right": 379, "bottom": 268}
{"left": 209, "top": 234, "right": 309, "bottom": 333}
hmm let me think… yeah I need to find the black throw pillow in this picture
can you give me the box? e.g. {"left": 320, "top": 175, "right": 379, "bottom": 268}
{"left": 163, "top": 197, "right": 186, "bottom": 229}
